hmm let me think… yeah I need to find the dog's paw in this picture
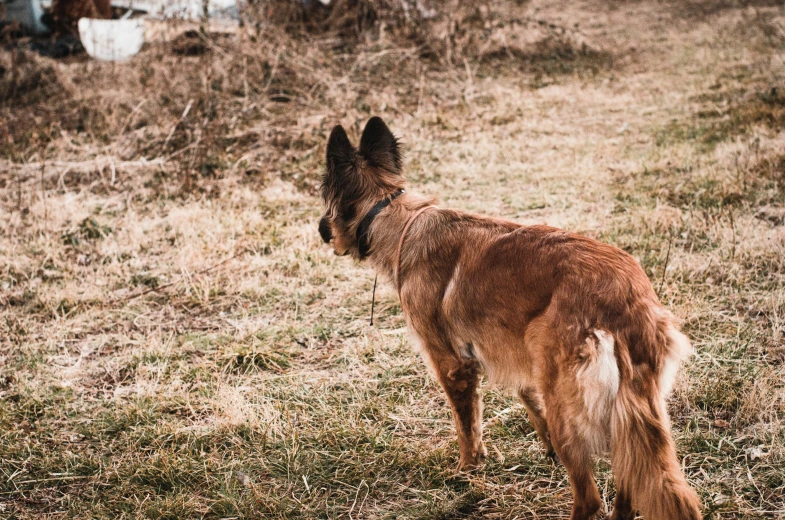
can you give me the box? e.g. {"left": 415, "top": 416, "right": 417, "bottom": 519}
{"left": 479, "top": 442, "right": 488, "bottom": 459}
{"left": 457, "top": 443, "right": 488, "bottom": 471}
{"left": 457, "top": 458, "right": 485, "bottom": 471}
{"left": 547, "top": 449, "right": 560, "bottom": 465}
{"left": 608, "top": 509, "right": 635, "bottom": 520}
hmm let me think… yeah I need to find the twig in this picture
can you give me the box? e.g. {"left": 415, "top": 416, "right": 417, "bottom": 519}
{"left": 17, "top": 475, "right": 90, "bottom": 484}
{"left": 16, "top": 166, "right": 22, "bottom": 211}
{"left": 109, "top": 158, "right": 116, "bottom": 186}
{"left": 162, "top": 99, "right": 194, "bottom": 154}
{"left": 264, "top": 50, "right": 281, "bottom": 92}
{"left": 40, "top": 158, "right": 47, "bottom": 226}
{"left": 118, "top": 99, "right": 148, "bottom": 136}
{"left": 369, "top": 275, "right": 378, "bottom": 326}
{"left": 728, "top": 206, "right": 736, "bottom": 262}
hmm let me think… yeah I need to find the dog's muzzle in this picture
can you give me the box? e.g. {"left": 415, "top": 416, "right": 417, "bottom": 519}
{"left": 318, "top": 216, "right": 332, "bottom": 244}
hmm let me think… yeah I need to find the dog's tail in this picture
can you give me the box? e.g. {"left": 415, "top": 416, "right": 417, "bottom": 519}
{"left": 610, "top": 326, "right": 702, "bottom": 520}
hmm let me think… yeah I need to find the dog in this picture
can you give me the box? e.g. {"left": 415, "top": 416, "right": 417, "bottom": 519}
{"left": 318, "top": 116, "right": 702, "bottom": 520}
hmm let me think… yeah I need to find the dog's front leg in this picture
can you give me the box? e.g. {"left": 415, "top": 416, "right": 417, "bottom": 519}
{"left": 430, "top": 352, "right": 486, "bottom": 470}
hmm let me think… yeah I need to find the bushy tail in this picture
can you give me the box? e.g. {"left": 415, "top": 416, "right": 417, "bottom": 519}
{"left": 611, "top": 332, "right": 701, "bottom": 520}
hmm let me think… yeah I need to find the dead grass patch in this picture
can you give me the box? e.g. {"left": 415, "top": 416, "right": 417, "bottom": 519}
{"left": 670, "top": 0, "right": 785, "bottom": 20}
{"left": 658, "top": 87, "right": 785, "bottom": 152}
{"left": 2, "top": 0, "right": 785, "bottom": 518}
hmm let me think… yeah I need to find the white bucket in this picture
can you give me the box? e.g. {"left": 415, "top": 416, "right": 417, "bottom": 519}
{"left": 78, "top": 18, "right": 145, "bottom": 61}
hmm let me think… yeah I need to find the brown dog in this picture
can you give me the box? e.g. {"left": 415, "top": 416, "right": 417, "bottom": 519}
{"left": 318, "top": 117, "right": 702, "bottom": 520}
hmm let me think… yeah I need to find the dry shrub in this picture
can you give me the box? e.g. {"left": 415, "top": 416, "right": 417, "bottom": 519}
{"left": 752, "top": 150, "right": 785, "bottom": 188}
{"left": 0, "top": 52, "right": 65, "bottom": 107}
{"left": 0, "top": 50, "right": 107, "bottom": 157}
{"left": 1, "top": 27, "right": 331, "bottom": 192}
{"left": 697, "top": 88, "right": 785, "bottom": 139}
{"left": 248, "top": 0, "right": 383, "bottom": 38}
{"left": 1, "top": 0, "right": 610, "bottom": 198}
{"left": 170, "top": 29, "right": 235, "bottom": 56}
{"left": 245, "top": 0, "right": 605, "bottom": 69}
{"left": 640, "top": 136, "right": 785, "bottom": 216}
{"left": 658, "top": 86, "right": 785, "bottom": 159}
{"left": 737, "top": 367, "right": 785, "bottom": 426}
{"left": 672, "top": 0, "right": 785, "bottom": 19}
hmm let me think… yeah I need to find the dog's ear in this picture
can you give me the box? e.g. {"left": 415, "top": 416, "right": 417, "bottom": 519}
{"left": 326, "top": 125, "right": 356, "bottom": 175}
{"left": 323, "top": 124, "right": 363, "bottom": 220}
{"left": 359, "top": 116, "right": 401, "bottom": 174}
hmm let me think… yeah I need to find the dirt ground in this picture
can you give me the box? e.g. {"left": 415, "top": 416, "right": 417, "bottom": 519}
{"left": 1, "top": 0, "right": 785, "bottom": 518}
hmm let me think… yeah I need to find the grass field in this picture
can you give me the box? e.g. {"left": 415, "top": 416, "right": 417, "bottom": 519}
{"left": 1, "top": 0, "right": 785, "bottom": 518}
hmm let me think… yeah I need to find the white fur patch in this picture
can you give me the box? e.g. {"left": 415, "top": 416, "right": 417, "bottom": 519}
{"left": 660, "top": 326, "right": 693, "bottom": 397}
{"left": 443, "top": 264, "right": 460, "bottom": 302}
{"left": 577, "top": 329, "right": 620, "bottom": 453}
{"left": 407, "top": 328, "right": 441, "bottom": 379}
{"left": 590, "top": 330, "right": 620, "bottom": 396}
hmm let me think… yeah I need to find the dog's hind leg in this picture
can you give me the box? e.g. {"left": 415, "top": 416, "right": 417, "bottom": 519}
{"left": 517, "top": 388, "right": 554, "bottom": 458}
{"left": 609, "top": 486, "right": 634, "bottom": 520}
{"left": 546, "top": 395, "right": 602, "bottom": 520}
{"left": 427, "top": 348, "right": 486, "bottom": 470}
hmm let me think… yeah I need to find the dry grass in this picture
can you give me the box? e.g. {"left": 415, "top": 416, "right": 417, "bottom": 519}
{"left": 1, "top": 0, "right": 785, "bottom": 518}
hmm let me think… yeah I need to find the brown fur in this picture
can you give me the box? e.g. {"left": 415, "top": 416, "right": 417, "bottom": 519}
{"left": 50, "top": 0, "right": 112, "bottom": 35}
{"left": 318, "top": 117, "right": 702, "bottom": 520}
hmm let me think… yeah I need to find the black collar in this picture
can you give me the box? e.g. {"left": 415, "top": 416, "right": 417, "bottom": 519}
{"left": 356, "top": 189, "right": 405, "bottom": 258}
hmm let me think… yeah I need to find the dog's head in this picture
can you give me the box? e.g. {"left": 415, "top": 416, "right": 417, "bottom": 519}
{"left": 319, "top": 116, "right": 405, "bottom": 257}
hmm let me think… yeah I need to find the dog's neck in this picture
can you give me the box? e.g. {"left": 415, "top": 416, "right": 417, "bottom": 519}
{"left": 356, "top": 189, "right": 405, "bottom": 258}
{"left": 363, "top": 192, "right": 437, "bottom": 285}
